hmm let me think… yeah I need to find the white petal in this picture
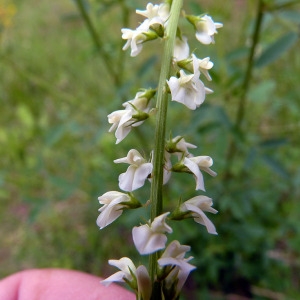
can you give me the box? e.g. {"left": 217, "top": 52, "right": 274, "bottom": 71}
{"left": 183, "top": 157, "right": 205, "bottom": 191}
{"left": 132, "top": 225, "right": 168, "bottom": 254}
{"left": 136, "top": 265, "right": 152, "bottom": 300}
{"left": 185, "top": 203, "right": 217, "bottom": 235}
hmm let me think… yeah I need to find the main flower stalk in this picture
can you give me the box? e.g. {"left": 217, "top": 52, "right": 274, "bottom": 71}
{"left": 149, "top": 0, "right": 183, "bottom": 283}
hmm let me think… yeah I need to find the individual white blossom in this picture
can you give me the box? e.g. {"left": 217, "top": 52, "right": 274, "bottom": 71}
{"left": 182, "top": 156, "right": 216, "bottom": 191}
{"left": 97, "top": 191, "right": 131, "bottom": 229}
{"left": 114, "top": 149, "right": 153, "bottom": 192}
{"left": 101, "top": 257, "right": 137, "bottom": 286}
{"left": 108, "top": 90, "right": 154, "bottom": 144}
{"left": 158, "top": 240, "right": 196, "bottom": 296}
{"left": 186, "top": 14, "right": 223, "bottom": 45}
{"left": 121, "top": 23, "right": 148, "bottom": 57}
{"left": 136, "top": 2, "right": 170, "bottom": 27}
{"left": 192, "top": 53, "right": 214, "bottom": 81}
{"left": 181, "top": 195, "right": 218, "bottom": 234}
{"left": 132, "top": 212, "right": 172, "bottom": 255}
{"left": 167, "top": 69, "right": 206, "bottom": 110}
{"left": 108, "top": 109, "right": 135, "bottom": 144}
{"left": 173, "top": 36, "right": 189, "bottom": 61}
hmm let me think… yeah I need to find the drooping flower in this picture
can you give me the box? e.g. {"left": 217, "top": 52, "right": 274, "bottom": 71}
{"left": 180, "top": 195, "right": 218, "bottom": 234}
{"left": 122, "top": 20, "right": 158, "bottom": 57}
{"left": 101, "top": 258, "right": 151, "bottom": 299}
{"left": 132, "top": 212, "right": 172, "bottom": 255}
{"left": 158, "top": 240, "right": 196, "bottom": 297}
{"left": 108, "top": 109, "right": 136, "bottom": 144}
{"left": 114, "top": 149, "right": 153, "bottom": 192}
{"left": 172, "top": 155, "right": 216, "bottom": 191}
{"left": 167, "top": 53, "right": 212, "bottom": 110}
{"left": 101, "top": 257, "right": 137, "bottom": 286}
{"left": 167, "top": 69, "right": 206, "bottom": 110}
{"left": 97, "top": 191, "right": 141, "bottom": 229}
{"left": 186, "top": 14, "right": 223, "bottom": 45}
{"left": 191, "top": 53, "right": 214, "bottom": 81}
{"left": 108, "top": 90, "right": 154, "bottom": 144}
{"left": 183, "top": 156, "right": 216, "bottom": 191}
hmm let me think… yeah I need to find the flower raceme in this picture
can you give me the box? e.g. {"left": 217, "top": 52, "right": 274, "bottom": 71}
{"left": 114, "top": 149, "right": 153, "bottom": 192}
{"left": 132, "top": 212, "right": 173, "bottom": 255}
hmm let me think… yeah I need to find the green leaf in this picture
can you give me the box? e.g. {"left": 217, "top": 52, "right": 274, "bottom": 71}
{"left": 255, "top": 31, "right": 298, "bottom": 68}
{"left": 260, "top": 154, "right": 289, "bottom": 178}
{"left": 258, "top": 138, "right": 288, "bottom": 149}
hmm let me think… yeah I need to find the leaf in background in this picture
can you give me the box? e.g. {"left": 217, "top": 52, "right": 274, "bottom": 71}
{"left": 255, "top": 31, "right": 298, "bottom": 68}
{"left": 248, "top": 80, "right": 276, "bottom": 103}
{"left": 258, "top": 138, "right": 288, "bottom": 149}
{"left": 260, "top": 154, "right": 289, "bottom": 179}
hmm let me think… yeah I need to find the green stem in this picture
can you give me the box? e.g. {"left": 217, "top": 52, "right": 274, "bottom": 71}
{"left": 224, "top": 0, "right": 264, "bottom": 179}
{"left": 73, "top": 0, "right": 120, "bottom": 85}
{"left": 149, "top": 0, "right": 183, "bottom": 287}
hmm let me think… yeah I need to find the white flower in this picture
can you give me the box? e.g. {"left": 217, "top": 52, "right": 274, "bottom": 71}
{"left": 132, "top": 212, "right": 172, "bottom": 254}
{"left": 186, "top": 14, "right": 223, "bottom": 45}
{"left": 108, "top": 90, "right": 153, "bottom": 144}
{"left": 167, "top": 70, "right": 205, "bottom": 110}
{"left": 136, "top": 2, "right": 170, "bottom": 26}
{"left": 121, "top": 24, "right": 148, "bottom": 57}
{"left": 181, "top": 196, "right": 218, "bottom": 234}
{"left": 173, "top": 36, "right": 189, "bottom": 61}
{"left": 191, "top": 53, "right": 214, "bottom": 81}
{"left": 114, "top": 149, "right": 153, "bottom": 192}
{"left": 108, "top": 109, "right": 135, "bottom": 144}
{"left": 101, "top": 257, "right": 136, "bottom": 286}
{"left": 97, "top": 191, "right": 131, "bottom": 229}
{"left": 158, "top": 240, "right": 196, "bottom": 295}
{"left": 182, "top": 156, "right": 217, "bottom": 191}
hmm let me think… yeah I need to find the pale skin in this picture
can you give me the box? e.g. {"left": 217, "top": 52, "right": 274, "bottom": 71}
{"left": 0, "top": 269, "right": 135, "bottom": 300}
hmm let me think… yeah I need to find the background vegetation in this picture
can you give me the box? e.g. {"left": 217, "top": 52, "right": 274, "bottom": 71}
{"left": 0, "top": 0, "right": 299, "bottom": 299}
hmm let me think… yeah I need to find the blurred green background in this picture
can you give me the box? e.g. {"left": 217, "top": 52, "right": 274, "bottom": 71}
{"left": 0, "top": 0, "right": 299, "bottom": 299}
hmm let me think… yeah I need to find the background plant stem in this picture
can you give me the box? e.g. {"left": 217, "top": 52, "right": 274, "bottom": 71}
{"left": 149, "top": 0, "right": 183, "bottom": 293}
{"left": 224, "top": 0, "right": 265, "bottom": 179}
{"left": 73, "top": 0, "right": 122, "bottom": 86}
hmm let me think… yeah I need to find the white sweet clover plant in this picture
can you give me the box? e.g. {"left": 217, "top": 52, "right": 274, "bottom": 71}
{"left": 97, "top": 1, "right": 222, "bottom": 299}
